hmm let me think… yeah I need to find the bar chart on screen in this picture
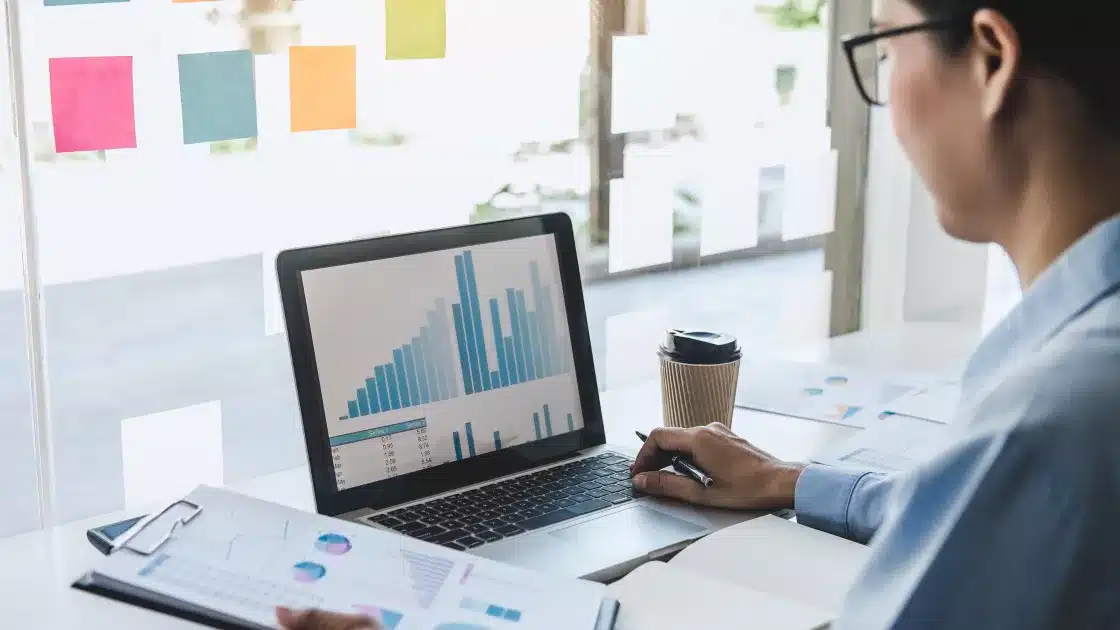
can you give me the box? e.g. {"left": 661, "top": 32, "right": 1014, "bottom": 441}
{"left": 336, "top": 250, "right": 572, "bottom": 423}
{"left": 302, "top": 235, "right": 585, "bottom": 489}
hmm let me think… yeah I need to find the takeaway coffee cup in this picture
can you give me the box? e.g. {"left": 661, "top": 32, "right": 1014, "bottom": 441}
{"left": 659, "top": 330, "right": 742, "bottom": 429}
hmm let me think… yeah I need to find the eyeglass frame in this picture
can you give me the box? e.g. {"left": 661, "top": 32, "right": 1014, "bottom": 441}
{"left": 842, "top": 17, "right": 972, "bottom": 107}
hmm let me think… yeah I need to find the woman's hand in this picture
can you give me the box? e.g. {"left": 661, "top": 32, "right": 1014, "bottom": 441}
{"left": 630, "top": 423, "right": 804, "bottom": 510}
{"left": 276, "top": 607, "right": 381, "bottom": 630}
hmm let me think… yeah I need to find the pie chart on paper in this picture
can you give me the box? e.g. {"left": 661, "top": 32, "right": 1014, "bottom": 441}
{"left": 292, "top": 561, "right": 327, "bottom": 583}
{"left": 315, "top": 532, "right": 353, "bottom": 555}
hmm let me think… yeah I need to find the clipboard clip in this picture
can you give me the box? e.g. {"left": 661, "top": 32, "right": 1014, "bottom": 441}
{"left": 110, "top": 500, "right": 203, "bottom": 556}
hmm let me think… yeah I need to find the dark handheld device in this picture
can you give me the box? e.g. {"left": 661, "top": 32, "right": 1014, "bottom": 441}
{"left": 86, "top": 515, "right": 146, "bottom": 555}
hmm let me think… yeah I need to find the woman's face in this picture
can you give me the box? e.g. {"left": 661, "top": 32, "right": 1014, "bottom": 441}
{"left": 877, "top": 0, "right": 1009, "bottom": 243}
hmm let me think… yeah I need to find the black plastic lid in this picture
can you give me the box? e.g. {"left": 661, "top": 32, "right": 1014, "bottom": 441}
{"left": 658, "top": 329, "right": 741, "bottom": 365}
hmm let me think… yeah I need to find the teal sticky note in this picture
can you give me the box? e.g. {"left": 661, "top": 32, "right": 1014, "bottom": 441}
{"left": 46, "top": 0, "right": 128, "bottom": 6}
{"left": 178, "top": 50, "right": 258, "bottom": 145}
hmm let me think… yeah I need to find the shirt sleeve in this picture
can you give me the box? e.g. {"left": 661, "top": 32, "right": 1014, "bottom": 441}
{"left": 833, "top": 347, "right": 1120, "bottom": 629}
{"left": 794, "top": 464, "right": 895, "bottom": 543}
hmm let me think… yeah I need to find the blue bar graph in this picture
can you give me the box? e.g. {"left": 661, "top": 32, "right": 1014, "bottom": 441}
{"left": 413, "top": 336, "right": 431, "bottom": 404}
{"left": 493, "top": 430, "right": 502, "bottom": 450}
{"left": 375, "top": 366, "right": 392, "bottom": 411}
{"left": 503, "top": 337, "right": 517, "bottom": 384}
{"left": 516, "top": 291, "right": 536, "bottom": 382}
{"left": 420, "top": 327, "right": 440, "bottom": 402}
{"left": 543, "top": 404, "right": 553, "bottom": 437}
{"left": 452, "top": 303, "right": 473, "bottom": 395}
{"left": 435, "top": 299, "right": 459, "bottom": 398}
{"left": 393, "top": 349, "right": 411, "bottom": 408}
{"left": 529, "top": 262, "right": 553, "bottom": 377}
{"left": 506, "top": 290, "right": 527, "bottom": 384}
{"left": 454, "top": 256, "right": 484, "bottom": 393}
{"left": 465, "top": 422, "right": 477, "bottom": 457}
{"left": 490, "top": 299, "right": 510, "bottom": 387}
{"left": 567, "top": 413, "right": 574, "bottom": 432}
{"left": 533, "top": 413, "right": 542, "bottom": 440}
{"left": 527, "top": 311, "right": 545, "bottom": 380}
{"left": 336, "top": 249, "right": 571, "bottom": 421}
{"left": 366, "top": 378, "right": 380, "bottom": 413}
{"left": 453, "top": 432, "right": 463, "bottom": 461}
{"left": 403, "top": 345, "right": 420, "bottom": 406}
{"left": 386, "top": 365, "right": 401, "bottom": 410}
{"left": 463, "top": 252, "right": 492, "bottom": 392}
{"left": 541, "top": 286, "right": 561, "bottom": 375}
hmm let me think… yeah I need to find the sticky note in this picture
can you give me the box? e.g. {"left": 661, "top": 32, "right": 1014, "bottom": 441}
{"left": 782, "top": 149, "right": 839, "bottom": 241}
{"left": 178, "top": 50, "right": 258, "bottom": 145}
{"left": 49, "top": 56, "right": 136, "bottom": 153}
{"left": 700, "top": 139, "right": 761, "bottom": 256}
{"left": 45, "top": 0, "right": 127, "bottom": 6}
{"left": 608, "top": 149, "right": 675, "bottom": 274}
{"left": 289, "top": 46, "right": 357, "bottom": 132}
{"left": 385, "top": 0, "right": 447, "bottom": 60}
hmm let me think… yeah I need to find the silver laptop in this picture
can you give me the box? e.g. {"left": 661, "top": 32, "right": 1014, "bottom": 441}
{"left": 277, "top": 213, "right": 756, "bottom": 582}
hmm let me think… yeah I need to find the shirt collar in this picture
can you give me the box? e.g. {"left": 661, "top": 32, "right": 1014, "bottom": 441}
{"left": 962, "top": 214, "right": 1120, "bottom": 399}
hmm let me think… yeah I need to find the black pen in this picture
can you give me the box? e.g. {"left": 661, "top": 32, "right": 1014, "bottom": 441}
{"left": 635, "top": 430, "right": 714, "bottom": 487}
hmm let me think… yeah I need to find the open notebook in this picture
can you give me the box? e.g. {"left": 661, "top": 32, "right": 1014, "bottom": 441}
{"left": 606, "top": 515, "right": 869, "bottom": 630}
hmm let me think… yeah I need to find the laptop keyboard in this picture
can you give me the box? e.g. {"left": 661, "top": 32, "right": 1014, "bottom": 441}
{"left": 366, "top": 453, "right": 639, "bottom": 551}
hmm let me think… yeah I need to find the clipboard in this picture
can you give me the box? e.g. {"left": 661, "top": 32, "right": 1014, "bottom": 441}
{"left": 74, "top": 500, "right": 275, "bottom": 630}
{"left": 72, "top": 488, "right": 620, "bottom": 630}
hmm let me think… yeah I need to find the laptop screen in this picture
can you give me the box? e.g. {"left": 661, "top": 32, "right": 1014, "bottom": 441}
{"left": 300, "top": 234, "right": 585, "bottom": 492}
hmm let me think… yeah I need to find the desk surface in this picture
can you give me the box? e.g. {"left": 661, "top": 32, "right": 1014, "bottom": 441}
{"left": 0, "top": 322, "right": 979, "bottom": 629}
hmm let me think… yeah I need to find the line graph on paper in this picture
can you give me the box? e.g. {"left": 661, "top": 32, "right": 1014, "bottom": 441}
{"left": 166, "top": 517, "right": 300, "bottom": 572}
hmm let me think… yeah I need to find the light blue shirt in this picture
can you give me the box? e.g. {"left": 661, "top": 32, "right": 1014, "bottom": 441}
{"left": 795, "top": 215, "right": 1120, "bottom": 629}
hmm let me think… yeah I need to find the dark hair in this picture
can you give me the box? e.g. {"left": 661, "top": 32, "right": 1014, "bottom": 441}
{"left": 908, "top": 0, "right": 1119, "bottom": 129}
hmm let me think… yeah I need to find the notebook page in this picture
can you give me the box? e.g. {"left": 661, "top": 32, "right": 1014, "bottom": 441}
{"left": 668, "top": 515, "right": 868, "bottom": 614}
{"left": 606, "top": 561, "right": 831, "bottom": 630}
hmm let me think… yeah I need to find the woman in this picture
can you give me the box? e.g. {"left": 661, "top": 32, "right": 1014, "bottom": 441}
{"left": 282, "top": 0, "right": 1120, "bottom": 627}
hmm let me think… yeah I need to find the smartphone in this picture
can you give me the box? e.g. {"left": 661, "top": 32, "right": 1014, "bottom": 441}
{"left": 86, "top": 515, "right": 146, "bottom": 555}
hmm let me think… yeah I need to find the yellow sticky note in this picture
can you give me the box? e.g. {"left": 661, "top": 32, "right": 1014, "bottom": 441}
{"left": 289, "top": 46, "right": 357, "bottom": 132}
{"left": 385, "top": 0, "right": 447, "bottom": 60}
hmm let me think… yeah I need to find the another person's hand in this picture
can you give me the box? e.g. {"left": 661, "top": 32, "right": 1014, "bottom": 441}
{"left": 630, "top": 423, "right": 804, "bottom": 510}
{"left": 276, "top": 607, "right": 381, "bottom": 630}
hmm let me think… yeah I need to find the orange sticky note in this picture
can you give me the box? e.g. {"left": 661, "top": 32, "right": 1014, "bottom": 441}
{"left": 385, "top": 0, "right": 446, "bottom": 60}
{"left": 289, "top": 46, "right": 357, "bottom": 132}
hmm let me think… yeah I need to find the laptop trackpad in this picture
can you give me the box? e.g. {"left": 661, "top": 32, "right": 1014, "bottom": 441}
{"left": 549, "top": 505, "right": 705, "bottom": 550}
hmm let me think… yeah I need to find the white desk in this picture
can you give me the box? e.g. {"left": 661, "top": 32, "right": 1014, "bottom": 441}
{"left": 0, "top": 323, "right": 978, "bottom": 629}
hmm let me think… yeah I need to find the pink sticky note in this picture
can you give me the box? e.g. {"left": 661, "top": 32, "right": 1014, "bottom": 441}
{"left": 49, "top": 56, "right": 137, "bottom": 153}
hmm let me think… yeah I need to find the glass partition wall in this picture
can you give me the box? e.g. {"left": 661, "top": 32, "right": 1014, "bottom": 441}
{"left": 3, "top": 0, "right": 849, "bottom": 529}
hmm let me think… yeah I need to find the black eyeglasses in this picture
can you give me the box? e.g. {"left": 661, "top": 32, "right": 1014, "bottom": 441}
{"left": 842, "top": 17, "right": 970, "bottom": 106}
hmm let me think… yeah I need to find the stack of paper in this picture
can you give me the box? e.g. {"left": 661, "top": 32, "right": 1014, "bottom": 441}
{"left": 883, "top": 382, "right": 961, "bottom": 424}
{"left": 812, "top": 413, "right": 953, "bottom": 474}
{"left": 735, "top": 361, "right": 940, "bottom": 428}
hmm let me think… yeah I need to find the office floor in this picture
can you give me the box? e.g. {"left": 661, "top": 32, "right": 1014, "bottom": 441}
{"left": 0, "top": 248, "right": 828, "bottom": 530}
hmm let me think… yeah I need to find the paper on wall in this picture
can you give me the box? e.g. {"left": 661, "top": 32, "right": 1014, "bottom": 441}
{"left": 611, "top": 35, "right": 677, "bottom": 134}
{"left": 289, "top": 46, "right": 357, "bottom": 132}
{"left": 49, "top": 56, "right": 137, "bottom": 153}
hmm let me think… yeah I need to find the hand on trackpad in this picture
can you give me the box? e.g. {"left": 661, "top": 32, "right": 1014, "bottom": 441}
{"left": 549, "top": 505, "right": 705, "bottom": 550}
